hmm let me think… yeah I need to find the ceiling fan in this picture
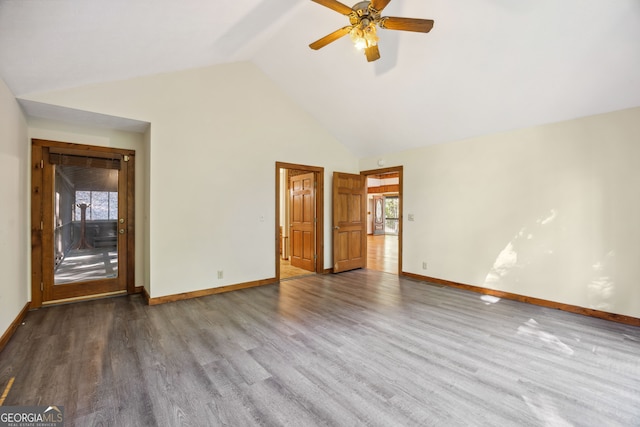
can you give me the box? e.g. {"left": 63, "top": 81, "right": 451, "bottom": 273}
{"left": 309, "top": 0, "right": 434, "bottom": 62}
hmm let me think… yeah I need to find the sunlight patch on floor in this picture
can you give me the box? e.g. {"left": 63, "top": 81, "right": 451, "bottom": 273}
{"left": 517, "top": 318, "right": 574, "bottom": 356}
{"left": 480, "top": 295, "right": 501, "bottom": 304}
{"left": 523, "top": 393, "right": 573, "bottom": 427}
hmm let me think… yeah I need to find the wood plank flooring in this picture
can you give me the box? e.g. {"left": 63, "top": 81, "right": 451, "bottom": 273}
{"left": 280, "top": 258, "right": 313, "bottom": 280}
{"left": 281, "top": 235, "right": 397, "bottom": 280}
{"left": 367, "top": 234, "right": 398, "bottom": 274}
{"left": 1, "top": 270, "right": 639, "bottom": 426}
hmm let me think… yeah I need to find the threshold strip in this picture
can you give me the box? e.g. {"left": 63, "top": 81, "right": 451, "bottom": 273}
{"left": 0, "top": 377, "right": 15, "bottom": 405}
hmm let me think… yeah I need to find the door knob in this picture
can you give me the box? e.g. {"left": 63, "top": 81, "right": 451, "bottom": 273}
{"left": 334, "top": 226, "right": 340, "bottom": 230}
{"left": 119, "top": 229, "right": 125, "bottom": 234}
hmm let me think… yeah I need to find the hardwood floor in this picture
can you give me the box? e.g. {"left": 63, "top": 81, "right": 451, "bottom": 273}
{"left": 367, "top": 234, "right": 398, "bottom": 274}
{"left": 1, "top": 270, "right": 639, "bottom": 426}
{"left": 280, "top": 258, "right": 314, "bottom": 280}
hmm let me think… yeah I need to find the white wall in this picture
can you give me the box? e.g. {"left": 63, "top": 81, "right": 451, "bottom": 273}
{"left": 361, "top": 107, "right": 640, "bottom": 318}
{"left": 27, "top": 118, "right": 148, "bottom": 291}
{"left": 0, "top": 77, "right": 29, "bottom": 335}
{"left": 23, "top": 62, "right": 359, "bottom": 298}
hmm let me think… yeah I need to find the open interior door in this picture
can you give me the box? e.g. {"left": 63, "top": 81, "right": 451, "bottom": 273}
{"left": 289, "top": 172, "right": 315, "bottom": 272}
{"left": 332, "top": 172, "right": 366, "bottom": 273}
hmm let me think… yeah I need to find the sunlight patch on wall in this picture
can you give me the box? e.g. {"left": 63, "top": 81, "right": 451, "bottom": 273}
{"left": 538, "top": 209, "right": 557, "bottom": 226}
{"left": 587, "top": 251, "right": 615, "bottom": 311}
{"left": 483, "top": 209, "right": 558, "bottom": 289}
{"left": 483, "top": 240, "right": 519, "bottom": 287}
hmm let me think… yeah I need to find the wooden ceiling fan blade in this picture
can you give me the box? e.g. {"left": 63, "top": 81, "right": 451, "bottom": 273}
{"left": 309, "top": 26, "right": 353, "bottom": 50}
{"left": 365, "top": 45, "right": 381, "bottom": 62}
{"left": 311, "top": 0, "right": 353, "bottom": 15}
{"left": 380, "top": 17, "right": 434, "bottom": 33}
{"left": 370, "top": 0, "right": 392, "bottom": 12}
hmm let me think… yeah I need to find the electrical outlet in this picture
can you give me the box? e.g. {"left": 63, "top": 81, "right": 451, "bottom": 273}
{"left": 217, "top": 270, "right": 223, "bottom": 279}
{"left": 422, "top": 262, "right": 427, "bottom": 270}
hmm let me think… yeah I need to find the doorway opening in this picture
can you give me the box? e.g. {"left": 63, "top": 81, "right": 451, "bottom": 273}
{"left": 275, "top": 162, "right": 324, "bottom": 280}
{"left": 31, "top": 139, "right": 135, "bottom": 308}
{"left": 361, "top": 167, "right": 403, "bottom": 275}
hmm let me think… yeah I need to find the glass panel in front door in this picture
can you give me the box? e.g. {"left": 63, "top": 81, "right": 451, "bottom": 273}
{"left": 53, "top": 164, "right": 119, "bottom": 285}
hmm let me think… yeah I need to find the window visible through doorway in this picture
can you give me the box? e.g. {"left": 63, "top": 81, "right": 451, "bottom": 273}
{"left": 74, "top": 190, "right": 118, "bottom": 220}
{"left": 385, "top": 196, "right": 399, "bottom": 235}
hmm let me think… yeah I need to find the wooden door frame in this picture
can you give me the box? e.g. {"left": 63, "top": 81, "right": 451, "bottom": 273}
{"left": 360, "top": 166, "right": 403, "bottom": 275}
{"left": 275, "top": 162, "right": 324, "bottom": 279}
{"left": 31, "top": 139, "right": 136, "bottom": 308}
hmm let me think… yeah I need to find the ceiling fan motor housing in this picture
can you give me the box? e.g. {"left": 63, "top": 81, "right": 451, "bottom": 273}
{"left": 350, "top": 1, "right": 382, "bottom": 27}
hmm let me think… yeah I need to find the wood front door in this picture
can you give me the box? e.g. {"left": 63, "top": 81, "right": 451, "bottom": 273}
{"left": 31, "top": 139, "right": 135, "bottom": 307}
{"left": 373, "top": 195, "right": 385, "bottom": 235}
{"left": 332, "top": 172, "right": 366, "bottom": 273}
{"left": 289, "top": 172, "right": 315, "bottom": 272}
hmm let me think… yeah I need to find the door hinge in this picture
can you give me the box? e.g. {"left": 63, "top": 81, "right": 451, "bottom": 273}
{"left": 314, "top": 254, "right": 317, "bottom": 261}
{"left": 314, "top": 217, "right": 317, "bottom": 224}
{"left": 40, "top": 281, "right": 43, "bottom": 292}
{"left": 40, "top": 220, "right": 44, "bottom": 230}
{"left": 123, "top": 155, "right": 130, "bottom": 162}
{"left": 40, "top": 160, "right": 44, "bottom": 169}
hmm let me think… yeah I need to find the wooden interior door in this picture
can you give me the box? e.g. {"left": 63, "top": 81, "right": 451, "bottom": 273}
{"left": 373, "top": 195, "right": 385, "bottom": 235}
{"left": 332, "top": 172, "right": 366, "bottom": 273}
{"left": 31, "top": 139, "right": 135, "bottom": 307}
{"left": 289, "top": 172, "right": 315, "bottom": 271}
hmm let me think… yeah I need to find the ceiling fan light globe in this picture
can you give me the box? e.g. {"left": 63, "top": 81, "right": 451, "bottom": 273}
{"left": 350, "top": 27, "right": 366, "bottom": 49}
{"left": 363, "top": 24, "right": 378, "bottom": 45}
{"left": 354, "top": 38, "right": 368, "bottom": 50}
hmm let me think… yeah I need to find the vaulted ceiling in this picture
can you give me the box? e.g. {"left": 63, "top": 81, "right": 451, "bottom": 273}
{"left": 1, "top": 0, "right": 639, "bottom": 157}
